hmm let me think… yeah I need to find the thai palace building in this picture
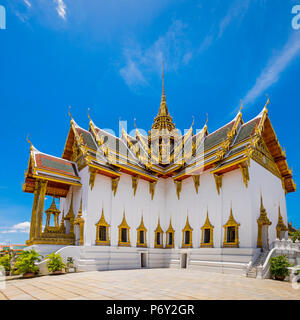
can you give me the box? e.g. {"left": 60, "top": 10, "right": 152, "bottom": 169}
{"left": 23, "top": 75, "right": 296, "bottom": 275}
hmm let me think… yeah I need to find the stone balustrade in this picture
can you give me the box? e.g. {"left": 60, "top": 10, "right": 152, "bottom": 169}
{"left": 257, "top": 238, "right": 300, "bottom": 280}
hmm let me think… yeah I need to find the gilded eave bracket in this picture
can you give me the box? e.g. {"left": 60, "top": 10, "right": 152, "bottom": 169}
{"left": 239, "top": 163, "right": 249, "bottom": 188}
{"left": 89, "top": 167, "right": 97, "bottom": 191}
{"left": 132, "top": 175, "right": 140, "bottom": 197}
{"left": 174, "top": 180, "right": 182, "bottom": 200}
{"left": 112, "top": 177, "right": 120, "bottom": 196}
{"left": 192, "top": 175, "right": 200, "bottom": 194}
{"left": 149, "top": 181, "right": 157, "bottom": 200}
{"left": 213, "top": 174, "right": 223, "bottom": 195}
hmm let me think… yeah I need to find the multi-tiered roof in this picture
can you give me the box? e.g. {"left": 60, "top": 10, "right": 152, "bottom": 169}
{"left": 23, "top": 79, "right": 296, "bottom": 198}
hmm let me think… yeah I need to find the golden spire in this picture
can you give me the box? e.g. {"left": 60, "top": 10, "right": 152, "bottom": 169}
{"left": 158, "top": 61, "right": 168, "bottom": 116}
{"left": 45, "top": 197, "right": 60, "bottom": 213}
{"left": 151, "top": 61, "right": 176, "bottom": 131}
{"left": 161, "top": 61, "right": 166, "bottom": 110}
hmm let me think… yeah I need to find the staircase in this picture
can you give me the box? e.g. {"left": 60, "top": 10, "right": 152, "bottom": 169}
{"left": 247, "top": 250, "right": 269, "bottom": 278}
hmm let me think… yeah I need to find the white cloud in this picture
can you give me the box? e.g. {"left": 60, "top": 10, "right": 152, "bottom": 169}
{"left": 120, "top": 60, "right": 147, "bottom": 88}
{"left": 120, "top": 20, "right": 191, "bottom": 89}
{"left": 0, "top": 222, "right": 30, "bottom": 234}
{"left": 198, "top": 1, "right": 251, "bottom": 55}
{"left": 243, "top": 32, "right": 300, "bottom": 105}
{"left": 24, "top": 0, "right": 31, "bottom": 8}
{"left": 54, "top": 0, "right": 67, "bottom": 20}
{"left": 218, "top": 0, "right": 250, "bottom": 38}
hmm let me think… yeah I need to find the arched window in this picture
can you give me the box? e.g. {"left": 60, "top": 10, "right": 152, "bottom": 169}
{"left": 166, "top": 219, "right": 175, "bottom": 248}
{"left": 223, "top": 207, "right": 240, "bottom": 248}
{"left": 201, "top": 211, "right": 214, "bottom": 248}
{"left": 74, "top": 198, "right": 85, "bottom": 246}
{"left": 155, "top": 218, "right": 164, "bottom": 248}
{"left": 182, "top": 216, "right": 193, "bottom": 248}
{"left": 95, "top": 208, "right": 110, "bottom": 246}
{"left": 137, "top": 215, "right": 147, "bottom": 247}
{"left": 118, "top": 211, "right": 130, "bottom": 247}
{"left": 276, "top": 205, "right": 288, "bottom": 240}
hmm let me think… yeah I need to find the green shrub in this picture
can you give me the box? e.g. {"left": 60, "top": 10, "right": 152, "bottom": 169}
{"left": 289, "top": 231, "right": 300, "bottom": 242}
{"left": 270, "top": 255, "right": 291, "bottom": 280}
{"left": 14, "top": 250, "right": 43, "bottom": 275}
{"left": 46, "top": 253, "right": 65, "bottom": 272}
{"left": 0, "top": 254, "right": 11, "bottom": 272}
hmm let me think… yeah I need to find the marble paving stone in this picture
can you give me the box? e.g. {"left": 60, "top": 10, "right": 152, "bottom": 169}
{"left": 0, "top": 269, "right": 299, "bottom": 300}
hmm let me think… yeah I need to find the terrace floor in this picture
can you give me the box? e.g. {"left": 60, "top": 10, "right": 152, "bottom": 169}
{"left": 0, "top": 268, "right": 299, "bottom": 300}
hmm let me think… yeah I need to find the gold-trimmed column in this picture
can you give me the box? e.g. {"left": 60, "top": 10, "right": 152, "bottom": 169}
{"left": 28, "top": 180, "right": 41, "bottom": 243}
{"left": 35, "top": 180, "right": 48, "bottom": 238}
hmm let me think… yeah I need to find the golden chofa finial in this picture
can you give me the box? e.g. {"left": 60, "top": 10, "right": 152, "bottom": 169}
{"left": 239, "top": 100, "right": 243, "bottom": 112}
{"left": 68, "top": 106, "right": 73, "bottom": 120}
{"left": 191, "top": 115, "right": 195, "bottom": 127}
{"left": 87, "top": 108, "right": 92, "bottom": 121}
{"left": 205, "top": 113, "right": 208, "bottom": 126}
{"left": 264, "top": 94, "right": 270, "bottom": 112}
{"left": 133, "top": 118, "right": 137, "bottom": 129}
{"left": 27, "top": 134, "right": 33, "bottom": 150}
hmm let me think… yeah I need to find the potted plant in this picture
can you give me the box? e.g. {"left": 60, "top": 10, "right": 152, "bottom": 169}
{"left": 0, "top": 254, "right": 11, "bottom": 276}
{"left": 270, "top": 255, "right": 291, "bottom": 281}
{"left": 14, "top": 249, "right": 43, "bottom": 278}
{"left": 46, "top": 253, "right": 66, "bottom": 275}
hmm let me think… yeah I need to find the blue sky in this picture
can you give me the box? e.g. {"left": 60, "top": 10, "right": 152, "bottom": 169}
{"left": 0, "top": 0, "right": 299, "bottom": 244}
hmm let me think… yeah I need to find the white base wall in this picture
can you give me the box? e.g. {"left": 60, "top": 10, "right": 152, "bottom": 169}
{"left": 32, "top": 245, "right": 260, "bottom": 276}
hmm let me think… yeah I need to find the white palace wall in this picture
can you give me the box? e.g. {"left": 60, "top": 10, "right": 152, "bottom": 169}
{"left": 248, "top": 159, "right": 288, "bottom": 247}
{"left": 55, "top": 159, "right": 287, "bottom": 274}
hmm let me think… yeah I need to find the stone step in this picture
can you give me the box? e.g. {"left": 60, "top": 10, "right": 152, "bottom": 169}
{"left": 247, "top": 273, "right": 257, "bottom": 278}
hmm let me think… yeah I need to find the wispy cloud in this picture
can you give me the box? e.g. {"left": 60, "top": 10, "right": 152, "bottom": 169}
{"left": 243, "top": 32, "right": 300, "bottom": 105}
{"left": 54, "top": 0, "right": 67, "bottom": 20}
{"left": 0, "top": 222, "right": 30, "bottom": 234}
{"left": 120, "top": 20, "right": 192, "bottom": 89}
{"left": 24, "top": 0, "right": 31, "bottom": 8}
{"left": 198, "top": 0, "right": 251, "bottom": 54}
{"left": 218, "top": 0, "right": 250, "bottom": 38}
{"left": 120, "top": 60, "right": 147, "bottom": 88}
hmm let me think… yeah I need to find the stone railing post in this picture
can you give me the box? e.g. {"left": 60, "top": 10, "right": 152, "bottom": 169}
{"left": 295, "top": 239, "right": 300, "bottom": 251}
{"left": 257, "top": 265, "right": 263, "bottom": 279}
{"left": 286, "top": 239, "right": 292, "bottom": 251}
{"left": 274, "top": 238, "right": 280, "bottom": 249}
